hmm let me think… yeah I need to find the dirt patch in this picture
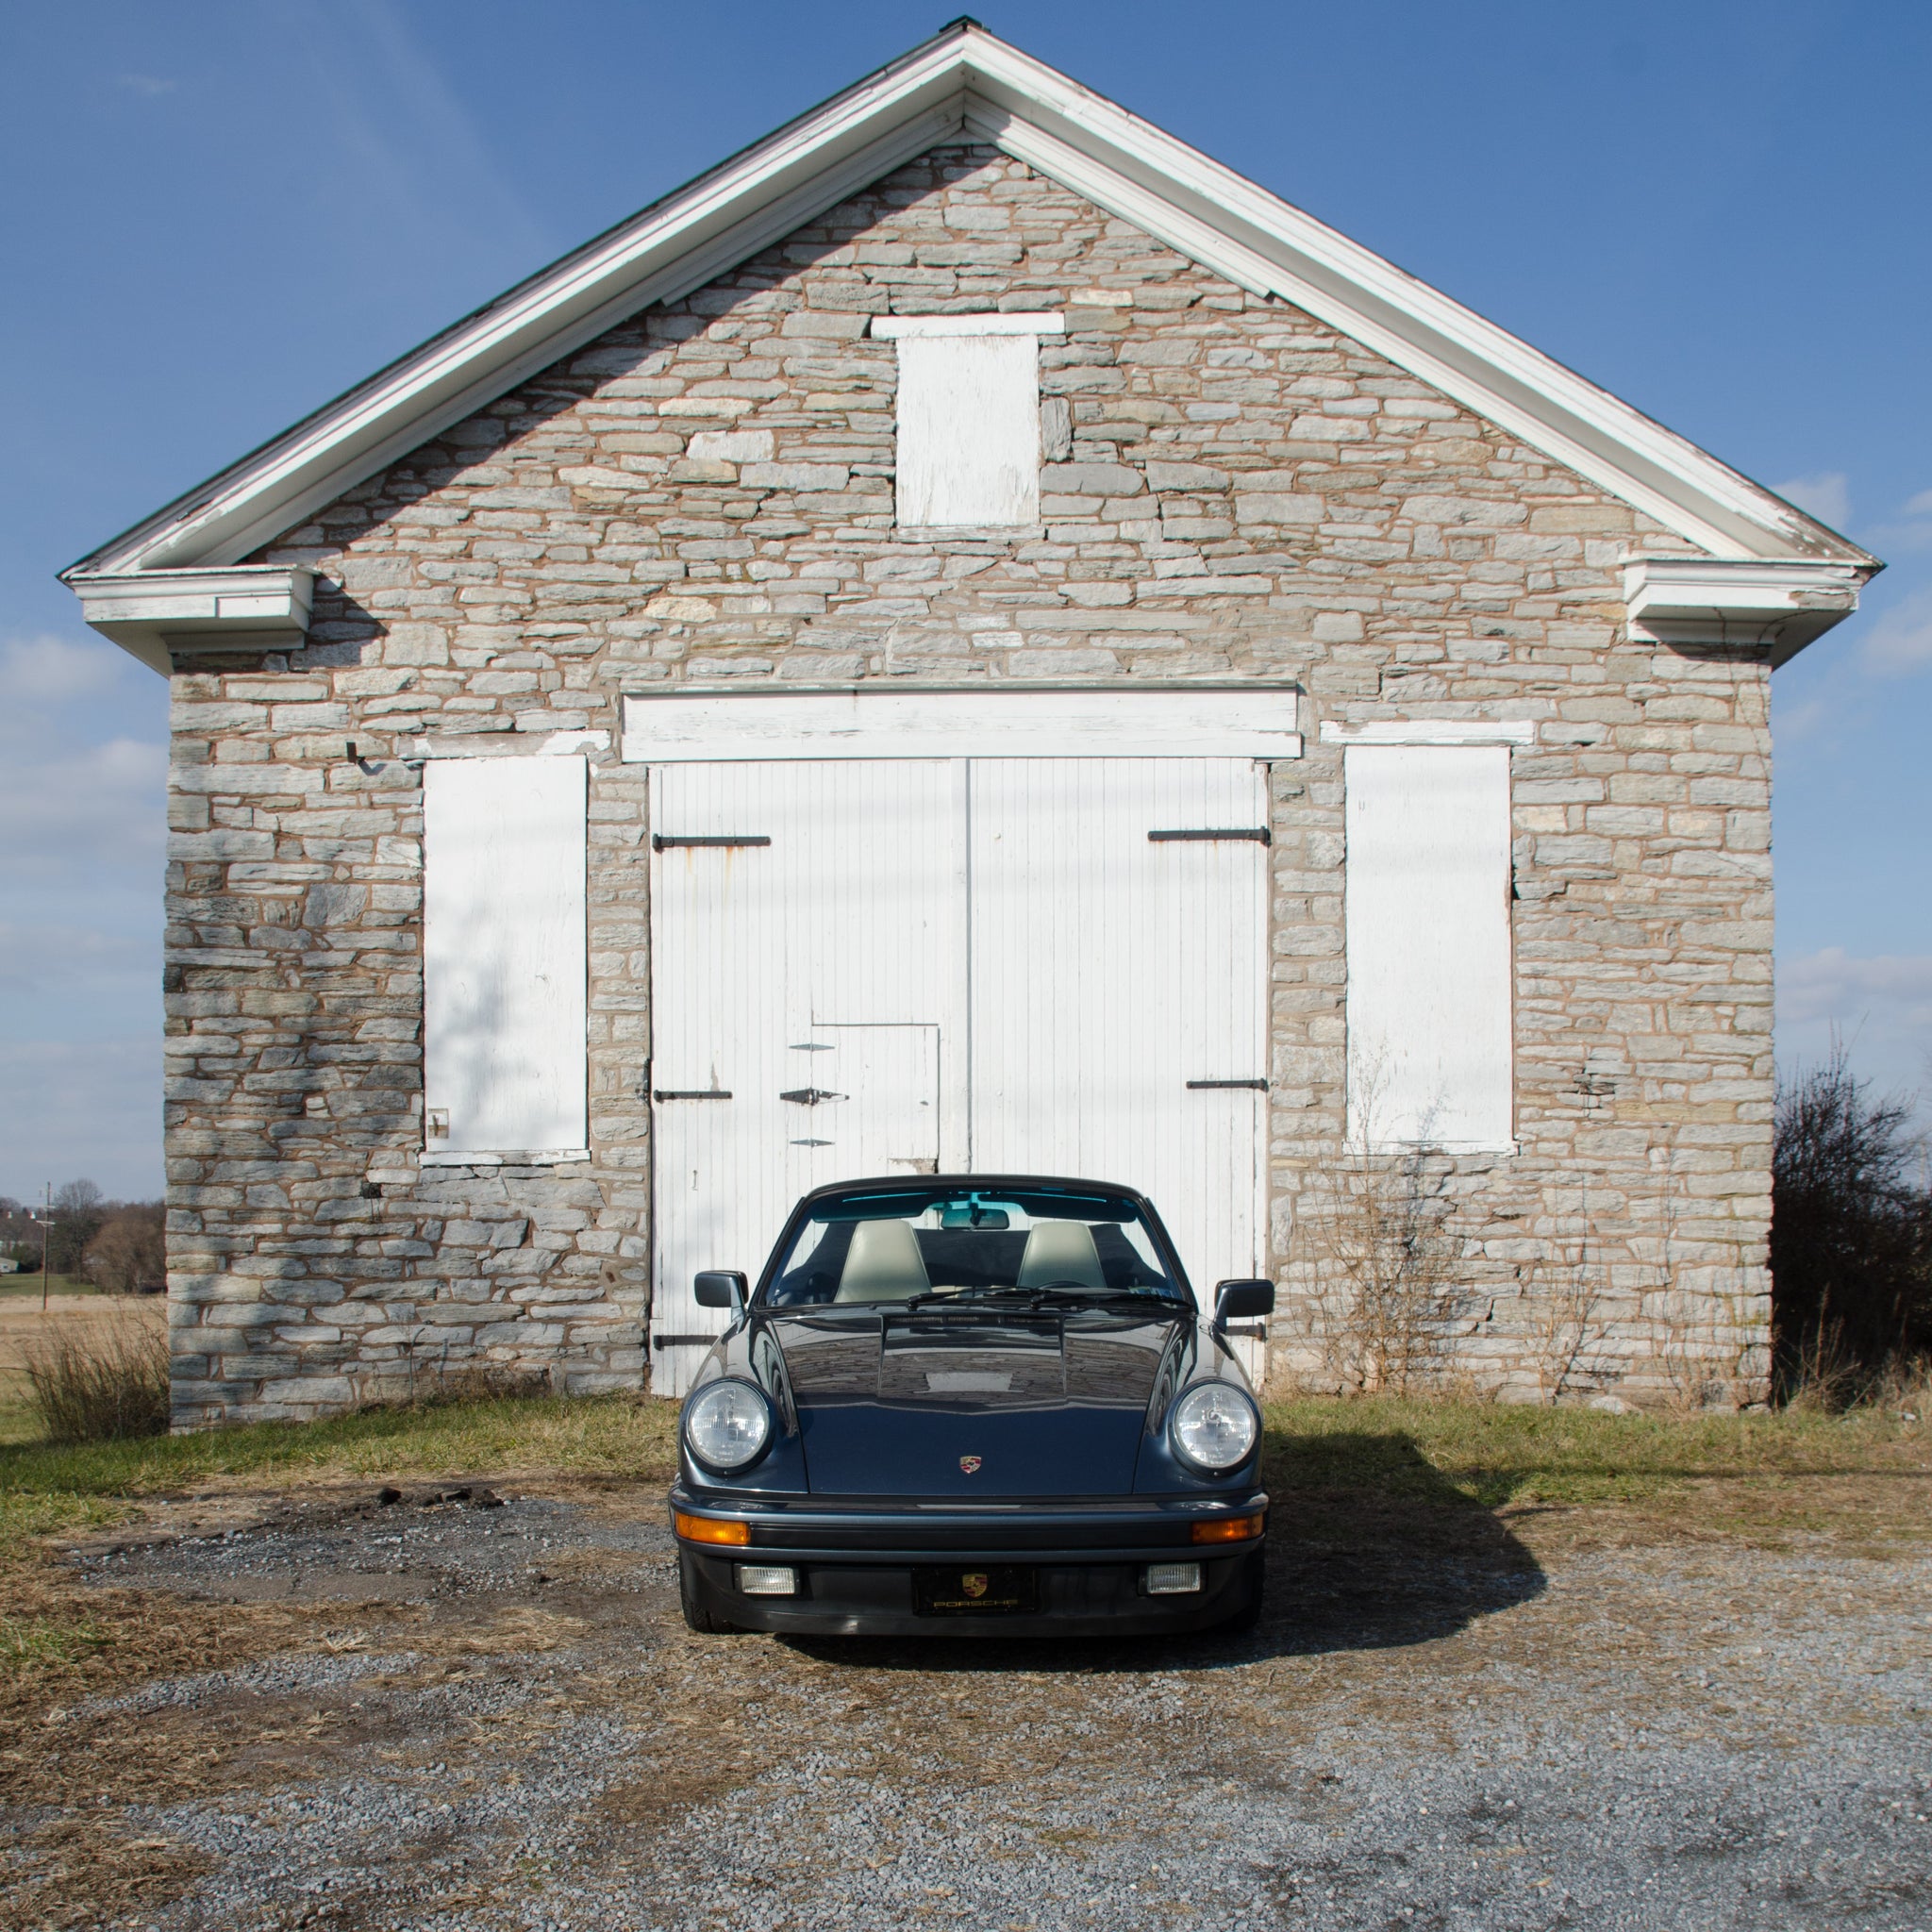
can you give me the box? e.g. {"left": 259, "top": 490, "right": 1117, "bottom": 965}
{"left": 0, "top": 1461, "right": 1926, "bottom": 1929}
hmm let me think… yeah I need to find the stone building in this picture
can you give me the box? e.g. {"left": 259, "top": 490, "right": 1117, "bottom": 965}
{"left": 65, "top": 24, "right": 1876, "bottom": 1424}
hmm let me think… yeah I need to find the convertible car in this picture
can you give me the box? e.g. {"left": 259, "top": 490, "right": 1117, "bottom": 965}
{"left": 668, "top": 1174, "right": 1274, "bottom": 1638}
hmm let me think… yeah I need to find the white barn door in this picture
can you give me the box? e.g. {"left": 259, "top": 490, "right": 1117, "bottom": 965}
{"left": 647, "top": 761, "right": 960, "bottom": 1392}
{"left": 647, "top": 754, "right": 1271, "bottom": 1392}
{"left": 968, "top": 758, "right": 1270, "bottom": 1373}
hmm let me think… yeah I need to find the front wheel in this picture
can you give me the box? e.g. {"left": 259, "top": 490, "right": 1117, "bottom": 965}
{"left": 678, "top": 1551, "right": 741, "bottom": 1634}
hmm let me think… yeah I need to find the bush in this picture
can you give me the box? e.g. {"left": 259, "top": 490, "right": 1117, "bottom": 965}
{"left": 22, "top": 1320, "right": 171, "bottom": 1443}
{"left": 82, "top": 1205, "right": 165, "bottom": 1295}
{"left": 1772, "top": 1048, "right": 1932, "bottom": 1397}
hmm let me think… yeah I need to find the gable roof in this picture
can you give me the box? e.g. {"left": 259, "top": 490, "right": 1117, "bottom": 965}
{"left": 63, "top": 17, "right": 1875, "bottom": 587}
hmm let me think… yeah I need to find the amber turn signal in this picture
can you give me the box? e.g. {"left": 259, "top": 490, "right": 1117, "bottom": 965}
{"left": 675, "top": 1510, "right": 750, "bottom": 1546}
{"left": 1191, "top": 1512, "right": 1264, "bottom": 1544}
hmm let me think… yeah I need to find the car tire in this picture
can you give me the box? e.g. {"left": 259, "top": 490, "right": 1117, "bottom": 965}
{"left": 1218, "top": 1552, "right": 1266, "bottom": 1635}
{"left": 678, "top": 1551, "right": 741, "bottom": 1634}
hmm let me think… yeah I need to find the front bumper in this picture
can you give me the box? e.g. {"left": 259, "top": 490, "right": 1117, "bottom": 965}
{"left": 670, "top": 1489, "right": 1267, "bottom": 1638}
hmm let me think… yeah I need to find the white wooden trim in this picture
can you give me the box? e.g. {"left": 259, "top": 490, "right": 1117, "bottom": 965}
{"left": 63, "top": 22, "right": 1873, "bottom": 614}
{"left": 1621, "top": 557, "right": 1865, "bottom": 664}
{"left": 408, "top": 728, "right": 610, "bottom": 759}
{"left": 1321, "top": 719, "right": 1536, "bottom": 748}
{"left": 872, "top": 311, "right": 1064, "bottom": 338}
{"left": 70, "top": 566, "right": 315, "bottom": 673}
{"left": 421, "top": 1148, "right": 591, "bottom": 1168}
{"left": 622, "top": 686, "right": 1302, "bottom": 761}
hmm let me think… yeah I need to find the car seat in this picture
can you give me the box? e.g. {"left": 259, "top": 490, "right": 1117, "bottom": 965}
{"left": 1015, "top": 1220, "right": 1107, "bottom": 1289}
{"left": 834, "top": 1218, "right": 932, "bottom": 1302}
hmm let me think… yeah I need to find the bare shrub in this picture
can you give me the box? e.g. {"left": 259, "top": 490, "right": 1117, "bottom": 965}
{"left": 82, "top": 1205, "right": 166, "bottom": 1296}
{"left": 23, "top": 1318, "right": 170, "bottom": 1442}
{"left": 1522, "top": 1241, "right": 1606, "bottom": 1407}
{"left": 1298, "top": 1074, "right": 1463, "bottom": 1394}
{"left": 417, "top": 1362, "right": 553, "bottom": 1407}
{"left": 1772, "top": 1046, "right": 1931, "bottom": 1398}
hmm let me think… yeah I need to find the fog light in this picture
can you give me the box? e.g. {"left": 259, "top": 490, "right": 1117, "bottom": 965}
{"left": 737, "top": 1564, "right": 798, "bottom": 1597}
{"left": 1145, "top": 1561, "right": 1203, "bottom": 1595}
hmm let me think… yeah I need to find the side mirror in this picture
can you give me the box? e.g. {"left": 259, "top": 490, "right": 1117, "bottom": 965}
{"left": 1212, "top": 1278, "right": 1274, "bottom": 1329}
{"left": 694, "top": 1270, "right": 748, "bottom": 1312}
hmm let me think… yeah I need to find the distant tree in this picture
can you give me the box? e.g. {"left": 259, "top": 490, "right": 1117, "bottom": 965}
{"left": 1772, "top": 1049, "right": 1932, "bottom": 1391}
{"left": 83, "top": 1205, "right": 166, "bottom": 1296}
{"left": 47, "top": 1179, "right": 107, "bottom": 1275}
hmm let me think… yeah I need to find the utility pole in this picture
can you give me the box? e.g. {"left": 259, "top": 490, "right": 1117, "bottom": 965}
{"left": 41, "top": 1184, "right": 51, "bottom": 1313}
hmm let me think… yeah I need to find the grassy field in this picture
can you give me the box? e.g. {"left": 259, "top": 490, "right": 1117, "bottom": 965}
{"left": 0, "top": 1274, "right": 99, "bottom": 1301}
{"left": 0, "top": 1387, "right": 1924, "bottom": 1557}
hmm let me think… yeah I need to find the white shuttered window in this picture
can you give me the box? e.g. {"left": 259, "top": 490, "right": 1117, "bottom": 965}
{"left": 1344, "top": 745, "right": 1514, "bottom": 1151}
{"left": 876, "top": 315, "right": 1061, "bottom": 529}
{"left": 423, "top": 756, "right": 588, "bottom": 1161}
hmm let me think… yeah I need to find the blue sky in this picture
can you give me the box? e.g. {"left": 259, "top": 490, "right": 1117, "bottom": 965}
{"left": 3, "top": 0, "right": 1927, "bottom": 1199}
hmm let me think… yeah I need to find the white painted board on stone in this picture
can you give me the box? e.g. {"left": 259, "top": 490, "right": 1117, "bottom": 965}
{"left": 622, "top": 687, "right": 1301, "bottom": 762}
{"left": 1344, "top": 745, "right": 1514, "bottom": 1151}
{"left": 423, "top": 755, "right": 587, "bottom": 1159}
{"left": 893, "top": 331, "right": 1041, "bottom": 528}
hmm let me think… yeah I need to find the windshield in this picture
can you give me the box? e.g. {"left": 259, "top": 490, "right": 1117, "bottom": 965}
{"left": 759, "top": 1185, "right": 1186, "bottom": 1309}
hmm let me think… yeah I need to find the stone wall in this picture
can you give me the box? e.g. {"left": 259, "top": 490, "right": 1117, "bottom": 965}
{"left": 161, "top": 144, "right": 1772, "bottom": 1424}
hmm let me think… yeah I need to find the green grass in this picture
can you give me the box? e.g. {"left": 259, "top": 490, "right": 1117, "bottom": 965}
{"left": 0, "top": 1274, "right": 100, "bottom": 1301}
{"left": 0, "top": 1391, "right": 682, "bottom": 1551}
{"left": 0, "top": 1612, "right": 111, "bottom": 1672}
{"left": 1260, "top": 1393, "right": 1931, "bottom": 1514}
{"left": 0, "top": 1388, "right": 1923, "bottom": 1562}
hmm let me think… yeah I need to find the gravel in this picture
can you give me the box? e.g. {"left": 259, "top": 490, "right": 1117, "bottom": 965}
{"left": 25, "top": 1487, "right": 1932, "bottom": 1929}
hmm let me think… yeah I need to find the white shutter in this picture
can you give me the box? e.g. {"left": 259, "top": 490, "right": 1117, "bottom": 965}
{"left": 423, "top": 756, "right": 587, "bottom": 1161}
{"left": 1344, "top": 745, "right": 1513, "bottom": 1151}
{"left": 893, "top": 333, "right": 1040, "bottom": 527}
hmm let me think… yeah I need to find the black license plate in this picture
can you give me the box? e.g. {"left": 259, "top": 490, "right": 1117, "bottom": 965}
{"left": 912, "top": 1566, "right": 1039, "bottom": 1616}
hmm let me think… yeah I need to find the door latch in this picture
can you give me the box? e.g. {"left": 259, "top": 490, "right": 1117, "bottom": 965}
{"left": 779, "top": 1088, "right": 847, "bottom": 1107}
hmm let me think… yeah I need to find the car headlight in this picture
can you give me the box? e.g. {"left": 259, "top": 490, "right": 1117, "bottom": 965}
{"left": 683, "top": 1379, "right": 773, "bottom": 1473}
{"left": 1170, "top": 1382, "right": 1258, "bottom": 1473}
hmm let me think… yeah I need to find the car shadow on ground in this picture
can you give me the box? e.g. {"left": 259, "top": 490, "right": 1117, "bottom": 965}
{"left": 781, "top": 1427, "right": 1545, "bottom": 1675}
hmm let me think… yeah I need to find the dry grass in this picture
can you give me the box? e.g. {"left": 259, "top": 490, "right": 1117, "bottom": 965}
{"left": 21, "top": 1312, "right": 170, "bottom": 1444}
{"left": 0, "top": 1389, "right": 682, "bottom": 1552}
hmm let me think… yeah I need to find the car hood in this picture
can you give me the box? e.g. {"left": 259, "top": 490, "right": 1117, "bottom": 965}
{"left": 765, "top": 1306, "right": 1184, "bottom": 1497}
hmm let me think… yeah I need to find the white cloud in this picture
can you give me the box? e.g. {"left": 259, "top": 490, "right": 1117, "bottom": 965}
{"left": 1906, "top": 489, "right": 1932, "bottom": 518}
{"left": 115, "top": 73, "right": 177, "bottom": 97}
{"left": 1774, "top": 470, "right": 1851, "bottom": 529}
{"left": 1860, "top": 588, "right": 1932, "bottom": 676}
{"left": 1779, "top": 948, "right": 1932, "bottom": 1108}
{"left": 0, "top": 632, "right": 125, "bottom": 702}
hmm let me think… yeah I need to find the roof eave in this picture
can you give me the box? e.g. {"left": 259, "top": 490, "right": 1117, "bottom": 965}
{"left": 61, "top": 20, "right": 1874, "bottom": 599}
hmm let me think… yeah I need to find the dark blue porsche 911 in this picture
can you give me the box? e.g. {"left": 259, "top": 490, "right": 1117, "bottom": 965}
{"left": 669, "top": 1174, "right": 1274, "bottom": 1637}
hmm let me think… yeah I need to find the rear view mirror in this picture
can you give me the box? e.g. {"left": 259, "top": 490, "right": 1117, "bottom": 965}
{"left": 941, "top": 1206, "right": 1009, "bottom": 1229}
{"left": 1212, "top": 1278, "right": 1274, "bottom": 1328}
{"left": 694, "top": 1270, "right": 747, "bottom": 1311}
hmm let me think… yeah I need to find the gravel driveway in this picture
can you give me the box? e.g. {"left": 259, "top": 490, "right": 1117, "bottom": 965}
{"left": 8, "top": 1474, "right": 1930, "bottom": 1930}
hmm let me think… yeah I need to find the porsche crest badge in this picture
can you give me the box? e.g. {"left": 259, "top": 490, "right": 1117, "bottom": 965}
{"left": 958, "top": 1455, "right": 983, "bottom": 1474}
{"left": 961, "top": 1573, "right": 990, "bottom": 1598}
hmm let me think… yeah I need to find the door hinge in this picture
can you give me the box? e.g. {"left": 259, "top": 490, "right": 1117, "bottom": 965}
{"left": 779, "top": 1088, "right": 847, "bottom": 1107}
{"left": 1148, "top": 827, "right": 1271, "bottom": 844}
{"left": 652, "top": 834, "right": 772, "bottom": 851}
{"left": 653, "top": 1089, "right": 733, "bottom": 1101}
{"left": 1187, "top": 1078, "right": 1269, "bottom": 1091}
